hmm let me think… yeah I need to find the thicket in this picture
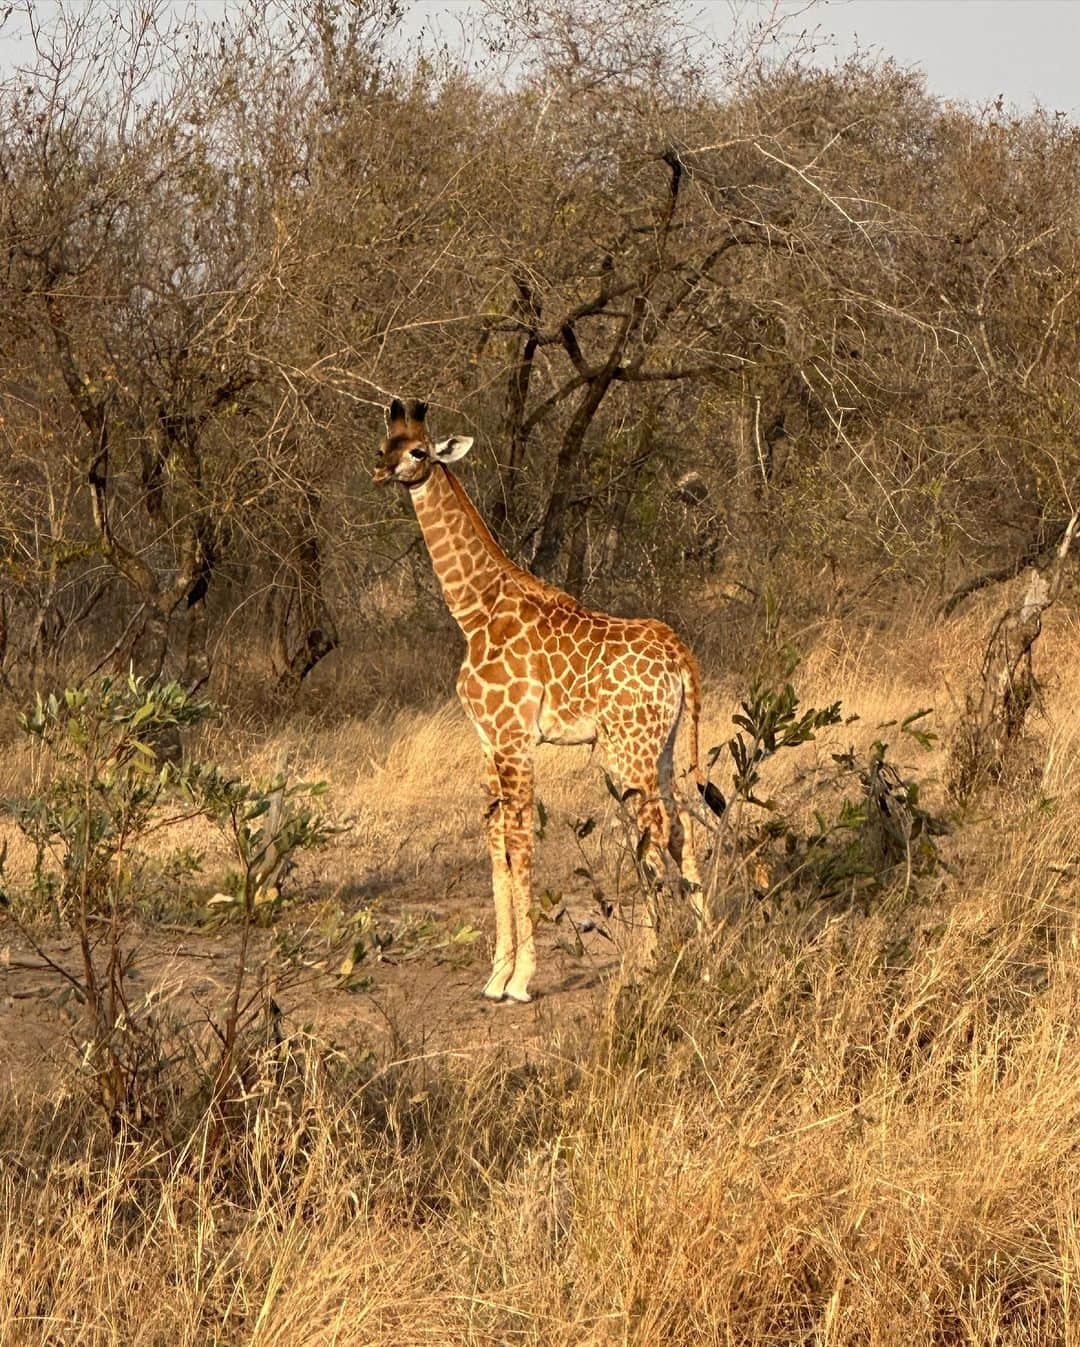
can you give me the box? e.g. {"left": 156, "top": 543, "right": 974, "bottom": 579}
{"left": 0, "top": 0, "right": 1078, "bottom": 705}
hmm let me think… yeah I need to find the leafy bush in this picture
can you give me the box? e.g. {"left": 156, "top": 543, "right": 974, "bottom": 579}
{"left": 717, "top": 672, "right": 844, "bottom": 810}
{"left": 1, "top": 671, "right": 336, "bottom": 1134}
{"left": 706, "top": 671, "right": 947, "bottom": 910}
{"left": 8, "top": 674, "right": 210, "bottom": 920}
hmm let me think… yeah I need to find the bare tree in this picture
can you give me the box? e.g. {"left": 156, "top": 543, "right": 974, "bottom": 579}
{"left": 1, "top": 0, "right": 1079, "bottom": 695}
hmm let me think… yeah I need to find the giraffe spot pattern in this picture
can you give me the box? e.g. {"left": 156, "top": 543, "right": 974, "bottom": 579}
{"left": 393, "top": 447, "right": 711, "bottom": 1001}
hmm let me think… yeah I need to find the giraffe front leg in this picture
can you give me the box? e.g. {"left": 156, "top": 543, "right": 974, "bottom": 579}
{"left": 498, "top": 752, "right": 536, "bottom": 1004}
{"left": 481, "top": 751, "right": 515, "bottom": 1001}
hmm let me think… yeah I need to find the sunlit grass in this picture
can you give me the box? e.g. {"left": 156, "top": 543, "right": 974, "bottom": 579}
{"left": 3, "top": 602, "right": 1080, "bottom": 1344}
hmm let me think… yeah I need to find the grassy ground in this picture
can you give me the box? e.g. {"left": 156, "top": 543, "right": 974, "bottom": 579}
{"left": 3, "top": 591, "right": 1080, "bottom": 1344}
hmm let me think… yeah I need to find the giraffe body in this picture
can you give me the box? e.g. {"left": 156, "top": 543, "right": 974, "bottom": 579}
{"left": 375, "top": 400, "right": 720, "bottom": 1002}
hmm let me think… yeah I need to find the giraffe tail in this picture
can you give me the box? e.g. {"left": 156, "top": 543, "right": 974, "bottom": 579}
{"left": 679, "top": 651, "right": 726, "bottom": 828}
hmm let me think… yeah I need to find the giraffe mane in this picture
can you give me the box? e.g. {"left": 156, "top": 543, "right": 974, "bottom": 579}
{"left": 440, "top": 466, "right": 586, "bottom": 613}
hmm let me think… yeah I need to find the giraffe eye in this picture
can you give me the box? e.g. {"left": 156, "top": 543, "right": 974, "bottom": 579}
{"left": 409, "top": 447, "right": 428, "bottom": 461}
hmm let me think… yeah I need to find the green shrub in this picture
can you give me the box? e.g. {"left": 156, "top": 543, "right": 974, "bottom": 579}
{"left": 1, "top": 671, "right": 336, "bottom": 1134}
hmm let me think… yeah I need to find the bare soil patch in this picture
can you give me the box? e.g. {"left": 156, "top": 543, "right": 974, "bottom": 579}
{"left": 0, "top": 867, "right": 620, "bottom": 1094}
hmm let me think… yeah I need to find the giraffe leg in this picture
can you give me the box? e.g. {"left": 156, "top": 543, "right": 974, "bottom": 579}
{"left": 629, "top": 774, "right": 668, "bottom": 969}
{"left": 635, "top": 782, "right": 671, "bottom": 881}
{"left": 605, "top": 725, "right": 672, "bottom": 969}
{"left": 607, "top": 724, "right": 672, "bottom": 876}
{"left": 669, "top": 809, "right": 706, "bottom": 927}
{"left": 481, "top": 747, "right": 516, "bottom": 1001}
{"left": 659, "top": 719, "right": 707, "bottom": 927}
{"left": 495, "top": 749, "right": 536, "bottom": 1004}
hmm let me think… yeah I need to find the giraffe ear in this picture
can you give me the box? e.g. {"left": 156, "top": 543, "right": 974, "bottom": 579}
{"left": 386, "top": 398, "right": 407, "bottom": 430}
{"left": 433, "top": 435, "right": 474, "bottom": 463}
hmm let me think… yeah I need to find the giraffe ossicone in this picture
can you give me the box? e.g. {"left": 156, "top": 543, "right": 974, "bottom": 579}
{"left": 374, "top": 398, "right": 724, "bottom": 1003}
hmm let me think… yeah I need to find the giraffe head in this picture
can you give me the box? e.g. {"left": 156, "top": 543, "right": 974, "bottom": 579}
{"left": 373, "top": 398, "right": 474, "bottom": 487}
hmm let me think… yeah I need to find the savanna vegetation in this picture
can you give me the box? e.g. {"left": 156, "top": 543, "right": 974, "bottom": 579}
{"left": 2, "top": 2, "right": 1080, "bottom": 1343}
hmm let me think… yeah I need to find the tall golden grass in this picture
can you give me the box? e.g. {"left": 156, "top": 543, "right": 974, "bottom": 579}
{"left": 4, "top": 598, "right": 1080, "bottom": 1344}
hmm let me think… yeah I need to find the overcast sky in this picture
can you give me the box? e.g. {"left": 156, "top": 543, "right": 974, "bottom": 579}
{"left": 789, "top": 0, "right": 1079, "bottom": 113}
{"left": 405, "top": 0, "right": 1080, "bottom": 116}
{"left": 2, "top": 1, "right": 1077, "bottom": 117}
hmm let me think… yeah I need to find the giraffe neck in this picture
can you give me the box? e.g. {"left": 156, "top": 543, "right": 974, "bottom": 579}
{"left": 409, "top": 465, "right": 517, "bottom": 631}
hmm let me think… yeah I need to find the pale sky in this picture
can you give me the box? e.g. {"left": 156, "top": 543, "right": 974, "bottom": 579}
{"left": 2, "top": 1, "right": 1078, "bottom": 117}
{"left": 800, "top": 0, "right": 1080, "bottom": 114}
{"left": 407, "top": 0, "right": 1080, "bottom": 116}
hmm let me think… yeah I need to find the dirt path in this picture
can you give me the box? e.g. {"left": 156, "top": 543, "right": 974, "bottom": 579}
{"left": 0, "top": 874, "right": 620, "bottom": 1094}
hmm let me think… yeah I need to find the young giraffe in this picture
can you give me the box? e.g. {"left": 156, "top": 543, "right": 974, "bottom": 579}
{"left": 374, "top": 398, "right": 724, "bottom": 1003}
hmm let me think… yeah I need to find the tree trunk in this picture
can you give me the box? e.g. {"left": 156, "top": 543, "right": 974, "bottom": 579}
{"left": 564, "top": 500, "right": 591, "bottom": 595}
{"left": 490, "top": 278, "right": 541, "bottom": 545}
{"left": 269, "top": 488, "right": 340, "bottom": 685}
{"left": 948, "top": 515, "right": 1078, "bottom": 800}
{"left": 531, "top": 370, "right": 619, "bottom": 579}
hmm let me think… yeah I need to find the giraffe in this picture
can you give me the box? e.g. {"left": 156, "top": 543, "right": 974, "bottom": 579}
{"left": 374, "top": 398, "right": 725, "bottom": 1003}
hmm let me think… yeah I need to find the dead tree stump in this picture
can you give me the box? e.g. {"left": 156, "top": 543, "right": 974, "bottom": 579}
{"left": 949, "top": 514, "right": 1077, "bottom": 801}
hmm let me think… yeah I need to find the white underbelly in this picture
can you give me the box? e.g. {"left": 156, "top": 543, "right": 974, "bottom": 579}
{"left": 538, "top": 714, "right": 597, "bottom": 746}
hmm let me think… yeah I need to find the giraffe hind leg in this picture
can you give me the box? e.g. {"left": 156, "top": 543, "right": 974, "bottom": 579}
{"left": 659, "top": 716, "right": 707, "bottom": 927}
{"left": 605, "top": 724, "right": 673, "bottom": 970}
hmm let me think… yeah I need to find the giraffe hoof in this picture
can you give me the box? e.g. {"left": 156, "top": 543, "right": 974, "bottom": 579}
{"left": 482, "top": 984, "right": 507, "bottom": 1001}
{"left": 503, "top": 986, "right": 532, "bottom": 1005}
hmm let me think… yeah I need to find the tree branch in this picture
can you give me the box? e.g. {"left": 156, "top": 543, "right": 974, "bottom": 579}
{"left": 612, "top": 360, "right": 739, "bottom": 383}
{"left": 43, "top": 291, "right": 161, "bottom": 604}
{"left": 941, "top": 516, "right": 1076, "bottom": 617}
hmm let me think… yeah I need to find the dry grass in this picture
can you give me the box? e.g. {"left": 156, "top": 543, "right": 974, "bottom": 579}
{"left": 4, "top": 597, "right": 1080, "bottom": 1344}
